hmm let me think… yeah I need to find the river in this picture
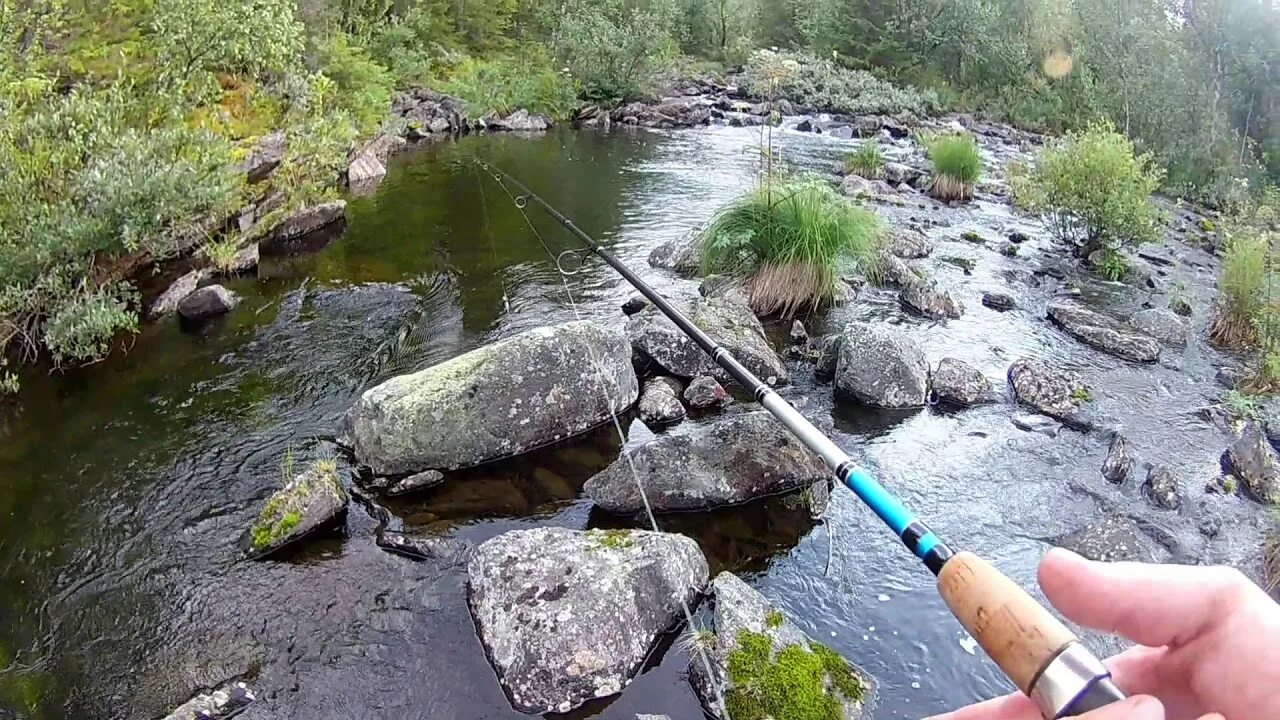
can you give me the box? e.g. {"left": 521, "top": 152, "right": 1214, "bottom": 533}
{"left": 0, "top": 124, "right": 1269, "bottom": 719}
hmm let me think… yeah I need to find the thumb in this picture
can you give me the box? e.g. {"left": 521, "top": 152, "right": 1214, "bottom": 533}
{"left": 1075, "top": 695, "right": 1164, "bottom": 720}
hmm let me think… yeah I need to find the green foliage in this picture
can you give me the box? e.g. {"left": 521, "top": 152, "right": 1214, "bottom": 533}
{"left": 553, "top": 0, "right": 681, "bottom": 103}
{"left": 742, "top": 49, "right": 938, "bottom": 117}
{"left": 203, "top": 239, "right": 241, "bottom": 273}
{"left": 724, "top": 630, "right": 862, "bottom": 720}
{"left": 1096, "top": 250, "right": 1128, "bottom": 281}
{"left": 443, "top": 48, "right": 578, "bottom": 119}
{"left": 1223, "top": 390, "right": 1262, "bottom": 421}
{"left": 698, "top": 179, "right": 884, "bottom": 316}
{"left": 42, "top": 284, "right": 139, "bottom": 367}
{"left": 363, "top": 3, "right": 463, "bottom": 85}
{"left": 316, "top": 33, "right": 396, "bottom": 133}
{"left": 151, "top": 0, "right": 304, "bottom": 86}
{"left": 1014, "top": 126, "right": 1163, "bottom": 254}
{"left": 1208, "top": 230, "right": 1270, "bottom": 349}
{"left": 1072, "top": 387, "right": 1092, "bottom": 403}
{"left": 843, "top": 144, "right": 883, "bottom": 179}
{"left": 926, "top": 133, "right": 980, "bottom": 201}
{"left": 764, "top": 610, "right": 784, "bottom": 629}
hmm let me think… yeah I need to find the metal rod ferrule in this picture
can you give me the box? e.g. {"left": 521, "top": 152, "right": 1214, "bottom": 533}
{"left": 1031, "top": 642, "right": 1124, "bottom": 718}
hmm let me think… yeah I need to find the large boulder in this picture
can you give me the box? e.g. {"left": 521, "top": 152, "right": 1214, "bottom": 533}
{"left": 1007, "top": 358, "right": 1089, "bottom": 427}
{"left": 247, "top": 461, "right": 348, "bottom": 559}
{"left": 1224, "top": 422, "right": 1280, "bottom": 503}
{"left": 638, "top": 377, "right": 686, "bottom": 426}
{"left": 177, "top": 284, "right": 238, "bottom": 321}
{"left": 648, "top": 236, "right": 702, "bottom": 276}
{"left": 149, "top": 269, "right": 209, "bottom": 318}
{"left": 626, "top": 293, "right": 788, "bottom": 385}
{"left": 887, "top": 228, "right": 933, "bottom": 259}
{"left": 260, "top": 201, "right": 347, "bottom": 255}
{"left": 689, "top": 572, "right": 874, "bottom": 720}
{"left": 467, "top": 527, "right": 708, "bottom": 714}
{"left": 930, "top": 358, "right": 995, "bottom": 407}
{"left": 1047, "top": 300, "right": 1160, "bottom": 362}
{"left": 585, "top": 412, "right": 827, "bottom": 513}
{"left": 900, "top": 278, "right": 963, "bottom": 319}
{"left": 833, "top": 323, "right": 928, "bottom": 408}
{"left": 1128, "top": 308, "right": 1189, "bottom": 346}
{"left": 343, "top": 321, "right": 638, "bottom": 475}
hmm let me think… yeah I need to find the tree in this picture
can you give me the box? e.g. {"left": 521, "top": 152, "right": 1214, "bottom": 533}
{"left": 150, "top": 0, "right": 304, "bottom": 80}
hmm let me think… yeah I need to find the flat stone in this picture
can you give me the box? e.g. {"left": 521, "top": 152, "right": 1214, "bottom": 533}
{"left": 899, "top": 277, "right": 964, "bottom": 320}
{"left": 1047, "top": 300, "right": 1160, "bottom": 362}
{"left": 1012, "top": 414, "right": 1061, "bottom": 436}
{"left": 627, "top": 292, "right": 787, "bottom": 385}
{"left": 1128, "top": 308, "right": 1188, "bottom": 346}
{"left": 387, "top": 469, "right": 445, "bottom": 497}
{"left": 261, "top": 201, "right": 347, "bottom": 254}
{"left": 177, "top": 284, "right": 239, "bottom": 321}
{"left": 1007, "top": 358, "right": 1090, "bottom": 428}
{"left": 982, "top": 292, "right": 1016, "bottom": 311}
{"left": 930, "top": 358, "right": 995, "bottom": 407}
{"left": 1055, "top": 516, "right": 1152, "bottom": 562}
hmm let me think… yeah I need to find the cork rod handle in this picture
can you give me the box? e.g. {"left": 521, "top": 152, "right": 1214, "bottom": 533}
{"left": 936, "top": 551, "right": 1077, "bottom": 694}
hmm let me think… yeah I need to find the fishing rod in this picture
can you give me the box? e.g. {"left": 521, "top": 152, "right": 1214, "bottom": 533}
{"left": 481, "top": 164, "right": 1124, "bottom": 720}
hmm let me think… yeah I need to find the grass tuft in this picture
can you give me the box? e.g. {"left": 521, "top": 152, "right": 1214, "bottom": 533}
{"left": 926, "top": 134, "right": 980, "bottom": 202}
{"left": 1208, "top": 231, "right": 1269, "bottom": 349}
{"left": 203, "top": 238, "right": 240, "bottom": 273}
{"left": 843, "top": 144, "right": 884, "bottom": 179}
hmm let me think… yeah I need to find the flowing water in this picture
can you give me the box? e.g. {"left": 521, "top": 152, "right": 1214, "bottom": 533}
{"left": 0, "top": 125, "right": 1269, "bottom": 720}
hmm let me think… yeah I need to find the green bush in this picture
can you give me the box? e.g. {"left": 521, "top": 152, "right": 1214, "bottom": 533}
{"left": 553, "top": 0, "right": 681, "bottom": 104}
{"left": 843, "top": 144, "right": 883, "bottom": 179}
{"left": 1095, "top": 249, "right": 1129, "bottom": 281}
{"left": 364, "top": 4, "right": 463, "bottom": 85}
{"left": 698, "top": 179, "right": 884, "bottom": 316}
{"left": 42, "top": 284, "right": 138, "bottom": 366}
{"left": 1207, "top": 230, "right": 1269, "bottom": 349}
{"left": 1013, "top": 126, "right": 1164, "bottom": 255}
{"left": 442, "top": 48, "right": 578, "bottom": 120}
{"left": 316, "top": 33, "right": 396, "bottom": 133}
{"left": 926, "top": 133, "right": 980, "bottom": 202}
{"left": 742, "top": 49, "right": 938, "bottom": 117}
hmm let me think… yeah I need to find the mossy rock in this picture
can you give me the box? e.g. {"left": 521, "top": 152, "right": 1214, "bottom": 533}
{"left": 1199, "top": 218, "right": 1216, "bottom": 232}
{"left": 690, "top": 572, "right": 874, "bottom": 720}
{"left": 247, "top": 460, "right": 348, "bottom": 559}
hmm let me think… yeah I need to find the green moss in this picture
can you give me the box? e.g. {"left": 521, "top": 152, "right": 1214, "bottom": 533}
{"left": 765, "top": 610, "right": 784, "bottom": 629}
{"left": 1200, "top": 218, "right": 1216, "bottom": 232}
{"left": 1072, "top": 387, "right": 1092, "bottom": 403}
{"left": 724, "top": 630, "right": 862, "bottom": 720}
{"left": 590, "top": 528, "right": 635, "bottom": 550}
{"left": 961, "top": 231, "right": 985, "bottom": 244}
{"left": 1222, "top": 475, "right": 1239, "bottom": 494}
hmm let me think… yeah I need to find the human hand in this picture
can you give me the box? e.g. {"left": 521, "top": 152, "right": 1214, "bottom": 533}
{"left": 926, "top": 548, "right": 1280, "bottom": 720}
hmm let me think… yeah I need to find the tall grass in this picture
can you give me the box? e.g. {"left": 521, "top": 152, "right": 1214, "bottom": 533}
{"left": 1208, "top": 231, "right": 1269, "bottom": 349}
{"left": 698, "top": 180, "right": 884, "bottom": 316}
{"left": 926, "top": 134, "right": 981, "bottom": 202}
{"left": 843, "top": 144, "right": 884, "bottom": 179}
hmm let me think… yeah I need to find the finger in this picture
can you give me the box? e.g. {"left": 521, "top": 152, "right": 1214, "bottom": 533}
{"left": 1038, "top": 548, "right": 1245, "bottom": 648}
{"left": 1077, "top": 695, "right": 1165, "bottom": 720}
{"left": 923, "top": 692, "right": 1039, "bottom": 720}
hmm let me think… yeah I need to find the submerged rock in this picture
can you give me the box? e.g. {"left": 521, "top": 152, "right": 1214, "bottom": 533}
{"left": 378, "top": 531, "right": 472, "bottom": 565}
{"left": 247, "top": 461, "right": 348, "bottom": 559}
{"left": 982, "top": 291, "right": 1016, "bottom": 312}
{"left": 899, "top": 278, "right": 964, "bottom": 320}
{"left": 586, "top": 412, "right": 827, "bottom": 513}
{"left": 887, "top": 227, "right": 933, "bottom": 259}
{"left": 1143, "top": 465, "right": 1183, "bottom": 510}
{"left": 177, "top": 284, "right": 238, "bottom": 321}
{"left": 689, "top": 572, "right": 873, "bottom": 720}
{"left": 384, "top": 469, "right": 445, "bottom": 497}
{"left": 813, "top": 334, "right": 842, "bottom": 382}
{"left": 1012, "top": 414, "right": 1061, "bottom": 436}
{"left": 261, "top": 201, "right": 347, "bottom": 254}
{"left": 1224, "top": 422, "right": 1280, "bottom": 503}
{"left": 162, "top": 681, "right": 255, "bottom": 720}
{"left": 1128, "top": 308, "right": 1189, "bottom": 346}
{"left": 930, "top": 358, "right": 995, "bottom": 407}
{"left": 1047, "top": 300, "right": 1161, "bottom": 362}
{"left": 834, "top": 323, "right": 928, "bottom": 408}
{"left": 627, "top": 293, "right": 787, "bottom": 385}
{"left": 622, "top": 295, "right": 650, "bottom": 316}
{"left": 1055, "top": 516, "right": 1152, "bottom": 562}
{"left": 639, "top": 377, "right": 686, "bottom": 426}
{"left": 343, "top": 321, "right": 638, "bottom": 475}
{"left": 1007, "top": 358, "right": 1090, "bottom": 428}
{"left": 1101, "top": 434, "right": 1134, "bottom": 483}
{"left": 685, "top": 375, "right": 730, "bottom": 409}
{"left": 467, "top": 527, "right": 708, "bottom": 714}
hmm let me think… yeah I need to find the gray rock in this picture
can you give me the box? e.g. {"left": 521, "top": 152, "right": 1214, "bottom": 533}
{"left": 347, "top": 151, "right": 386, "bottom": 187}
{"left": 684, "top": 375, "right": 730, "bottom": 409}
{"left": 149, "top": 269, "right": 209, "bottom": 318}
{"left": 221, "top": 243, "right": 260, "bottom": 275}
{"left": 1101, "top": 434, "right": 1133, "bottom": 483}
{"left": 639, "top": 377, "right": 686, "bottom": 426}
{"left": 840, "top": 175, "right": 875, "bottom": 197}
{"left": 261, "top": 201, "right": 347, "bottom": 254}
{"left": 1128, "top": 308, "right": 1189, "bottom": 346}
{"left": 1012, "top": 414, "right": 1061, "bottom": 436}
{"left": 699, "top": 274, "right": 736, "bottom": 298}
{"left": 1055, "top": 516, "right": 1152, "bottom": 562}
{"left": 1007, "top": 358, "right": 1089, "bottom": 427}
{"left": 344, "top": 321, "right": 638, "bottom": 475}
{"left": 586, "top": 412, "right": 826, "bottom": 513}
{"left": 1008, "top": 231, "right": 1031, "bottom": 244}
{"left": 467, "top": 527, "right": 708, "bottom": 714}
{"left": 1143, "top": 466, "right": 1182, "bottom": 510}
{"left": 790, "top": 320, "right": 809, "bottom": 345}
{"left": 887, "top": 228, "right": 933, "bottom": 259}
{"left": 488, "top": 109, "right": 551, "bottom": 131}
{"left": 807, "top": 480, "right": 831, "bottom": 519}
{"left": 627, "top": 293, "right": 787, "bottom": 385}
{"left": 386, "top": 469, "right": 445, "bottom": 497}
{"left": 1047, "top": 300, "right": 1161, "bottom": 362}
{"left": 648, "top": 236, "right": 702, "bottom": 276}
{"left": 1224, "top": 422, "right": 1280, "bottom": 503}
{"left": 813, "top": 335, "right": 842, "bottom": 381}
{"left": 689, "top": 573, "right": 874, "bottom": 720}
{"left": 377, "top": 531, "right": 472, "bottom": 565}
{"left": 247, "top": 462, "right": 348, "bottom": 559}
{"left": 161, "top": 681, "right": 255, "bottom": 720}
{"left": 878, "top": 255, "right": 917, "bottom": 288}
{"left": 982, "top": 291, "right": 1016, "bottom": 311}
{"left": 177, "top": 284, "right": 238, "bottom": 321}
{"left": 1169, "top": 295, "right": 1193, "bottom": 317}
{"left": 931, "top": 358, "right": 995, "bottom": 407}
{"left": 622, "top": 295, "right": 650, "bottom": 316}
{"left": 900, "top": 278, "right": 963, "bottom": 320}
{"left": 241, "top": 131, "right": 284, "bottom": 183}
{"left": 883, "top": 162, "right": 925, "bottom": 186}
{"left": 834, "top": 323, "right": 928, "bottom": 408}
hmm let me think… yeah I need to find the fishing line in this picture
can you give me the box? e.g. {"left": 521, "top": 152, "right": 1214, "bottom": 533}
{"left": 479, "top": 160, "right": 730, "bottom": 719}
{"left": 473, "top": 161, "right": 512, "bottom": 315}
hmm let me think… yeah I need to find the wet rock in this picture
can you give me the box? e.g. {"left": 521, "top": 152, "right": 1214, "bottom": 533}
{"left": 344, "top": 321, "right": 638, "bottom": 475}
{"left": 1055, "top": 516, "right": 1152, "bottom": 562}
{"left": 639, "top": 377, "right": 686, "bottom": 426}
{"left": 1012, "top": 414, "right": 1061, "bottom": 436}
{"left": 834, "top": 323, "right": 928, "bottom": 408}
{"left": 684, "top": 375, "right": 730, "bottom": 409}
{"left": 961, "top": 231, "right": 986, "bottom": 244}
{"left": 586, "top": 412, "right": 826, "bottom": 513}
{"left": 689, "top": 572, "right": 874, "bottom": 720}
{"left": 241, "top": 131, "right": 285, "bottom": 183}
{"left": 813, "top": 335, "right": 842, "bottom": 382}
{"left": 981, "top": 291, "right": 1016, "bottom": 312}
{"left": 149, "top": 269, "right": 209, "bottom": 318}
{"left": 883, "top": 162, "right": 925, "bottom": 186}
{"left": 486, "top": 109, "right": 551, "bottom": 132}
{"left": 622, "top": 295, "right": 650, "bottom": 316}
{"left": 260, "top": 201, "right": 347, "bottom": 254}
{"left": 218, "top": 243, "right": 259, "bottom": 276}
{"left": 790, "top": 320, "right": 809, "bottom": 345}
{"left": 1169, "top": 295, "right": 1194, "bottom": 317}
{"left": 626, "top": 293, "right": 787, "bottom": 385}
{"left": 1128, "top": 308, "right": 1188, "bottom": 346}
{"left": 1008, "top": 231, "right": 1031, "bottom": 244}
{"left": 1000, "top": 243, "right": 1019, "bottom": 257}
{"left": 177, "top": 284, "right": 238, "bottom": 321}
{"left": 1216, "top": 366, "right": 1246, "bottom": 389}
{"left": 1143, "top": 466, "right": 1183, "bottom": 510}
{"left": 899, "top": 278, "right": 964, "bottom": 320}
{"left": 943, "top": 256, "right": 977, "bottom": 275}
{"left": 930, "top": 358, "right": 995, "bottom": 407}
{"left": 1007, "top": 358, "right": 1089, "bottom": 428}
{"left": 247, "top": 461, "right": 348, "bottom": 559}
{"left": 162, "top": 680, "right": 255, "bottom": 720}
{"left": 1101, "top": 434, "right": 1134, "bottom": 483}
{"left": 378, "top": 532, "right": 472, "bottom": 565}
{"left": 384, "top": 469, "right": 445, "bottom": 497}
{"left": 1047, "top": 300, "right": 1161, "bottom": 362}
{"left": 878, "top": 255, "right": 918, "bottom": 288}
{"left": 648, "top": 236, "right": 702, "bottom": 276}
{"left": 467, "top": 527, "right": 708, "bottom": 714}
{"left": 347, "top": 150, "right": 387, "bottom": 187}
{"left": 796, "top": 118, "right": 817, "bottom": 132}
{"left": 699, "top": 274, "right": 736, "bottom": 298}
{"left": 807, "top": 479, "right": 831, "bottom": 519}
{"left": 887, "top": 228, "right": 933, "bottom": 259}
{"left": 1224, "top": 422, "right": 1280, "bottom": 503}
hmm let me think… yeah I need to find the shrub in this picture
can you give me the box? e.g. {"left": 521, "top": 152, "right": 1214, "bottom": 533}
{"left": 1013, "top": 126, "right": 1164, "bottom": 256}
{"left": 843, "top": 144, "right": 883, "bottom": 179}
{"left": 742, "top": 50, "right": 938, "bottom": 117}
{"left": 698, "top": 179, "right": 884, "bottom": 316}
{"left": 316, "top": 34, "right": 396, "bottom": 133}
{"left": 1208, "top": 230, "right": 1269, "bottom": 349}
{"left": 926, "top": 134, "right": 980, "bottom": 202}
{"left": 203, "top": 238, "right": 241, "bottom": 273}
{"left": 553, "top": 0, "right": 680, "bottom": 104}
{"left": 442, "top": 48, "right": 578, "bottom": 120}
{"left": 42, "top": 284, "right": 138, "bottom": 366}
{"left": 1096, "top": 249, "right": 1128, "bottom": 281}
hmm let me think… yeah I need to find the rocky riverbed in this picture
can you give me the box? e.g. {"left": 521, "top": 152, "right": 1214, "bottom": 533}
{"left": 0, "top": 96, "right": 1273, "bottom": 720}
